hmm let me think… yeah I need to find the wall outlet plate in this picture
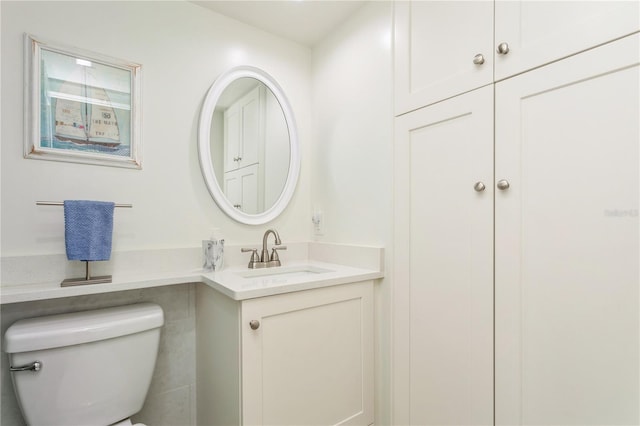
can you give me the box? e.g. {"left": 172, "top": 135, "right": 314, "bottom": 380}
{"left": 312, "top": 211, "right": 324, "bottom": 236}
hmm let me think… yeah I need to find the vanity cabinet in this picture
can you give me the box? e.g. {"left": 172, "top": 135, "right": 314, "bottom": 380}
{"left": 394, "top": 34, "right": 639, "bottom": 425}
{"left": 394, "top": 0, "right": 639, "bottom": 115}
{"left": 196, "top": 281, "right": 374, "bottom": 426}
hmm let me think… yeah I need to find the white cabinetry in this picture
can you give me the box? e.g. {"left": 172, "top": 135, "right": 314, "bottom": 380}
{"left": 394, "top": 0, "right": 639, "bottom": 115}
{"left": 224, "top": 85, "right": 263, "bottom": 171}
{"left": 223, "top": 164, "right": 260, "bottom": 214}
{"left": 393, "top": 85, "right": 494, "bottom": 425}
{"left": 394, "top": 0, "right": 493, "bottom": 114}
{"left": 196, "top": 281, "right": 374, "bottom": 426}
{"left": 222, "top": 84, "right": 267, "bottom": 213}
{"left": 494, "top": 0, "right": 639, "bottom": 81}
{"left": 494, "top": 34, "right": 639, "bottom": 425}
{"left": 394, "top": 31, "right": 639, "bottom": 425}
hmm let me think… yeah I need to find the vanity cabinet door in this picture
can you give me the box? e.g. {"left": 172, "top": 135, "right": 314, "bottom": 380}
{"left": 495, "top": 34, "right": 639, "bottom": 425}
{"left": 393, "top": 85, "right": 494, "bottom": 425}
{"left": 495, "top": 0, "right": 639, "bottom": 81}
{"left": 241, "top": 281, "right": 374, "bottom": 426}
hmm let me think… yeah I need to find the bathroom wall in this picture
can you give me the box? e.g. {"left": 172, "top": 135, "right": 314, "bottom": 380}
{"left": 0, "top": 1, "right": 313, "bottom": 424}
{"left": 1, "top": 1, "right": 393, "bottom": 424}
{"left": 0, "top": 0, "right": 312, "bottom": 259}
{"left": 1, "top": 285, "right": 196, "bottom": 425}
{"left": 311, "top": 2, "right": 394, "bottom": 423}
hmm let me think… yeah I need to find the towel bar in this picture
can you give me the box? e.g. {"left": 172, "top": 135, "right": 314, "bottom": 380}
{"left": 61, "top": 261, "right": 112, "bottom": 287}
{"left": 36, "top": 201, "right": 132, "bottom": 208}
{"left": 36, "top": 200, "right": 126, "bottom": 286}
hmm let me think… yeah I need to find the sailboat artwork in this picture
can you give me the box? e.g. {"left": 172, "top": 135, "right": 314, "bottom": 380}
{"left": 27, "top": 35, "right": 140, "bottom": 168}
{"left": 54, "top": 80, "right": 121, "bottom": 149}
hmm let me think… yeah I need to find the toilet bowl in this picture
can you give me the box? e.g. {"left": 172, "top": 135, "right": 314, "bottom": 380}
{"left": 3, "top": 303, "right": 164, "bottom": 426}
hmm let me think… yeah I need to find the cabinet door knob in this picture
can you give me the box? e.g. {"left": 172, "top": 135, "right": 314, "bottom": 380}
{"left": 497, "top": 179, "right": 510, "bottom": 190}
{"left": 473, "top": 54, "right": 485, "bottom": 65}
{"left": 474, "top": 182, "right": 486, "bottom": 192}
{"left": 497, "top": 42, "right": 510, "bottom": 55}
{"left": 249, "top": 320, "right": 260, "bottom": 330}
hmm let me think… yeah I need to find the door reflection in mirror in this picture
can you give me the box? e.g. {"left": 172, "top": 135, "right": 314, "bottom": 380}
{"left": 210, "top": 78, "right": 290, "bottom": 214}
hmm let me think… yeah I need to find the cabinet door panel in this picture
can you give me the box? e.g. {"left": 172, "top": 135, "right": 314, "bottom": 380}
{"left": 224, "top": 107, "right": 241, "bottom": 171}
{"left": 242, "top": 282, "right": 374, "bottom": 426}
{"left": 495, "top": 0, "right": 639, "bottom": 80}
{"left": 394, "top": 86, "right": 494, "bottom": 425}
{"left": 495, "top": 34, "right": 639, "bottom": 425}
{"left": 394, "top": 1, "right": 493, "bottom": 115}
{"left": 239, "top": 89, "right": 261, "bottom": 167}
{"left": 224, "top": 164, "right": 260, "bottom": 214}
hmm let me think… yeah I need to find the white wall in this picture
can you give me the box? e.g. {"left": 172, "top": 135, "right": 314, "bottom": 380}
{"left": 311, "top": 2, "right": 393, "bottom": 424}
{"left": 0, "top": 0, "right": 312, "bottom": 258}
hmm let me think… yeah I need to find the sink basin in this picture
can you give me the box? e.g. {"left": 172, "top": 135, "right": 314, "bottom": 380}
{"left": 236, "top": 265, "right": 334, "bottom": 279}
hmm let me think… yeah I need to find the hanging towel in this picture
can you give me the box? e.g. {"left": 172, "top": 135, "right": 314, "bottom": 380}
{"left": 64, "top": 200, "right": 115, "bottom": 261}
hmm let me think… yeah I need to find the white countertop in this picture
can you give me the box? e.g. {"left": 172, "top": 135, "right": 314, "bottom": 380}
{"left": 0, "top": 243, "right": 384, "bottom": 304}
{"left": 201, "top": 260, "right": 383, "bottom": 300}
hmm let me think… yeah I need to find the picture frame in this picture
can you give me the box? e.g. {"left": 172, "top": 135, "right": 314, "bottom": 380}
{"left": 24, "top": 34, "right": 142, "bottom": 169}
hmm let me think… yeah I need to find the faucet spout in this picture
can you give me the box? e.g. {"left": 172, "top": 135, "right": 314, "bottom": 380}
{"left": 261, "top": 229, "right": 281, "bottom": 262}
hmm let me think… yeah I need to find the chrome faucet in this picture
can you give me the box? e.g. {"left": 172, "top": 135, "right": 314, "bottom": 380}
{"left": 241, "top": 229, "right": 287, "bottom": 269}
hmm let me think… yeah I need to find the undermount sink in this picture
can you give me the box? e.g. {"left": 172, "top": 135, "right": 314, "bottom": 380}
{"left": 236, "top": 265, "right": 334, "bottom": 279}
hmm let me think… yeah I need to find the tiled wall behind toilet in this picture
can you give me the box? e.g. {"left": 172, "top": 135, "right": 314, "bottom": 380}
{"left": 0, "top": 284, "right": 197, "bottom": 426}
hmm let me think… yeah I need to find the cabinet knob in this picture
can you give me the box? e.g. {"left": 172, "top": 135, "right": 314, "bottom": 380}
{"left": 473, "top": 54, "right": 485, "bottom": 65}
{"left": 497, "top": 42, "right": 510, "bottom": 55}
{"left": 474, "top": 182, "right": 486, "bottom": 192}
{"left": 497, "top": 179, "right": 510, "bottom": 190}
{"left": 249, "top": 320, "right": 260, "bottom": 330}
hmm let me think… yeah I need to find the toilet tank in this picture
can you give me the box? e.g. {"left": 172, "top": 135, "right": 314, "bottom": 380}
{"left": 3, "top": 303, "right": 164, "bottom": 426}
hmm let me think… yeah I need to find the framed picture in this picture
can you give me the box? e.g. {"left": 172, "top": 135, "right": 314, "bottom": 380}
{"left": 24, "top": 34, "right": 142, "bottom": 169}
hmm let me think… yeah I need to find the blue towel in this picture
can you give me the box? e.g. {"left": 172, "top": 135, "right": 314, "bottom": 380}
{"left": 64, "top": 200, "right": 115, "bottom": 261}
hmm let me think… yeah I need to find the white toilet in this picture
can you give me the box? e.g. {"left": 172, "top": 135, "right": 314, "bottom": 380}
{"left": 3, "top": 303, "right": 164, "bottom": 426}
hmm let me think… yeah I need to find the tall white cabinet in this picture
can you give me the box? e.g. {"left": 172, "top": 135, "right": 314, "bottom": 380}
{"left": 494, "top": 34, "right": 639, "bottom": 425}
{"left": 394, "top": 85, "right": 494, "bottom": 425}
{"left": 394, "top": 2, "right": 639, "bottom": 424}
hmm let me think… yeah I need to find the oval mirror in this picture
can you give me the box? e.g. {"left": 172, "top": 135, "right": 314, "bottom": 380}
{"left": 198, "top": 66, "right": 300, "bottom": 225}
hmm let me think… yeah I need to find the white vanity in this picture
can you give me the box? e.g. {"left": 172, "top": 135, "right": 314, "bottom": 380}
{"left": 195, "top": 242, "right": 380, "bottom": 426}
{"left": 197, "top": 278, "right": 374, "bottom": 425}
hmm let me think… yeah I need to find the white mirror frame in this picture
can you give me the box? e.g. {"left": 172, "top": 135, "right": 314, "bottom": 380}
{"left": 198, "top": 66, "right": 300, "bottom": 225}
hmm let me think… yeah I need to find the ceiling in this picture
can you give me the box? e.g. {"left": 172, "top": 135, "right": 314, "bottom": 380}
{"left": 192, "top": 1, "right": 367, "bottom": 47}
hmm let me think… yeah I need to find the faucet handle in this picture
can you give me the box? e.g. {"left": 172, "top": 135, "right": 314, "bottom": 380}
{"left": 241, "top": 248, "right": 260, "bottom": 268}
{"left": 270, "top": 245, "right": 287, "bottom": 262}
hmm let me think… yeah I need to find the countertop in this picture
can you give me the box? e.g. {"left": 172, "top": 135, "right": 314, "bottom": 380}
{"left": 0, "top": 243, "right": 384, "bottom": 304}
